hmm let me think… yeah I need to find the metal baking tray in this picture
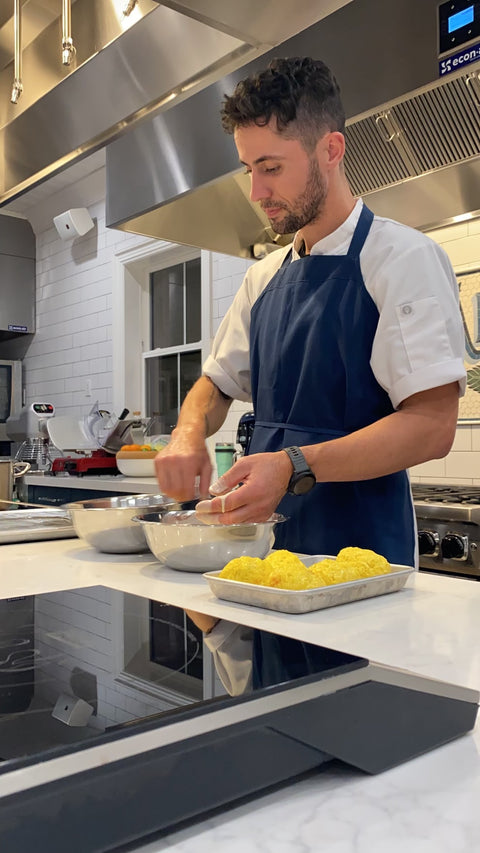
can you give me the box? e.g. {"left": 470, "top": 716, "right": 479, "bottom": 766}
{"left": 0, "top": 508, "right": 77, "bottom": 544}
{"left": 204, "top": 555, "right": 414, "bottom": 614}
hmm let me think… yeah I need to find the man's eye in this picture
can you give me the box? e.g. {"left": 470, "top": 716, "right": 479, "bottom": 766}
{"left": 263, "top": 165, "right": 280, "bottom": 174}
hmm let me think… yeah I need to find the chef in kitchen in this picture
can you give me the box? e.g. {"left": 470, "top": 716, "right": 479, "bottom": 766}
{"left": 155, "top": 56, "right": 466, "bottom": 693}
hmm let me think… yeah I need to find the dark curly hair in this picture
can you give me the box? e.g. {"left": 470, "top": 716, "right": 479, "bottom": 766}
{"left": 221, "top": 57, "right": 345, "bottom": 153}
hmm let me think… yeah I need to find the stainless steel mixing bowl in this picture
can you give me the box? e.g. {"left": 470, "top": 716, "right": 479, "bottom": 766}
{"left": 132, "top": 509, "right": 287, "bottom": 571}
{"left": 66, "top": 494, "right": 179, "bottom": 554}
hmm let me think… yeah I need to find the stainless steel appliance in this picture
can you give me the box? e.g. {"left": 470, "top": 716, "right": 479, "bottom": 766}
{"left": 7, "top": 402, "right": 55, "bottom": 471}
{"left": 412, "top": 483, "right": 480, "bottom": 579}
{"left": 0, "top": 360, "right": 22, "bottom": 447}
{"left": 0, "top": 460, "right": 30, "bottom": 502}
{"left": 106, "top": 0, "right": 480, "bottom": 256}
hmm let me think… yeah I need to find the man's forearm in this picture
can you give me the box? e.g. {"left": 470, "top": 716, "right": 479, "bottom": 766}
{"left": 174, "top": 375, "right": 232, "bottom": 440}
{"left": 303, "top": 383, "right": 459, "bottom": 483}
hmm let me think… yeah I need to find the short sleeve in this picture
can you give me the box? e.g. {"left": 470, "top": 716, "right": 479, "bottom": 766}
{"left": 203, "top": 246, "right": 290, "bottom": 401}
{"left": 367, "top": 236, "right": 466, "bottom": 408}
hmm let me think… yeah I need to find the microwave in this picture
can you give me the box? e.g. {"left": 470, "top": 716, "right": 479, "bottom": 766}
{"left": 0, "top": 360, "right": 22, "bottom": 444}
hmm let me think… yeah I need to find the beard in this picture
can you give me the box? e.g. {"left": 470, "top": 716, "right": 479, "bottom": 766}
{"left": 262, "top": 157, "right": 328, "bottom": 235}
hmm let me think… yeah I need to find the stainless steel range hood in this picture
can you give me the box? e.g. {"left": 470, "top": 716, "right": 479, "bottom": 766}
{"left": 106, "top": 0, "right": 480, "bottom": 257}
{"left": 0, "top": 0, "right": 353, "bottom": 204}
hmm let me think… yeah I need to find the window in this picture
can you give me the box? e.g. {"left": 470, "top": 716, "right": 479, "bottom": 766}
{"left": 112, "top": 242, "right": 209, "bottom": 425}
{"left": 145, "top": 257, "right": 202, "bottom": 432}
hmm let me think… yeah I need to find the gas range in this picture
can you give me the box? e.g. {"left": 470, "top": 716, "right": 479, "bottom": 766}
{"left": 412, "top": 483, "right": 480, "bottom": 579}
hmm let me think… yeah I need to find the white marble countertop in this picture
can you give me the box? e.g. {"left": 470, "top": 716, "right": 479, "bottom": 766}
{"left": 130, "top": 723, "right": 480, "bottom": 853}
{"left": 1, "top": 537, "right": 479, "bottom": 852}
{"left": 1, "top": 537, "right": 479, "bottom": 691}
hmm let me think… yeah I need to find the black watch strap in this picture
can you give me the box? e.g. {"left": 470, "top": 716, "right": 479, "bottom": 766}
{"left": 283, "top": 446, "right": 316, "bottom": 496}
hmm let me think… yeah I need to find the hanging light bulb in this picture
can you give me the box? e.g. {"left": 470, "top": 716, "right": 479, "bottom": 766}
{"left": 10, "top": 0, "right": 23, "bottom": 104}
{"left": 62, "top": 0, "right": 76, "bottom": 66}
{"left": 123, "top": 0, "right": 139, "bottom": 15}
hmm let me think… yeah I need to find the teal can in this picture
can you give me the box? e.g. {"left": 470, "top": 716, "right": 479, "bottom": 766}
{"left": 215, "top": 442, "right": 236, "bottom": 477}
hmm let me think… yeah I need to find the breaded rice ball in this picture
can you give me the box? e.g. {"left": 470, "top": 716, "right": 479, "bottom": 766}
{"left": 219, "top": 556, "right": 267, "bottom": 585}
{"left": 265, "top": 564, "right": 324, "bottom": 590}
{"left": 336, "top": 546, "right": 390, "bottom": 576}
{"left": 263, "top": 550, "right": 306, "bottom": 572}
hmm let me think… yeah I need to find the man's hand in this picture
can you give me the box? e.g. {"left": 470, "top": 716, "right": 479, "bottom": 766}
{"left": 195, "top": 450, "right": 293, "bottom": 523}
{"left": 155, "top": 427, "right": 212, "bottom": 502}
{"left": 154, "top": 375, "right": 232, "bottom": 502}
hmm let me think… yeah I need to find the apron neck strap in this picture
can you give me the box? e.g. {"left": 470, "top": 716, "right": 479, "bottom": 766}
{"left": 347, "top": 204, "right": 374, "bottom": 259}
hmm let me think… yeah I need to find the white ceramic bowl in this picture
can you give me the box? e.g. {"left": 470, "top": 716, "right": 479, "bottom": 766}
{"left": 67, "top": 494, "right": 178, "bottom": 553}
{"left": 116, "top": 455, "right": 156, "bottom": 477}
{"left": 133, "top": 509, "right": 287, "bottom": 571}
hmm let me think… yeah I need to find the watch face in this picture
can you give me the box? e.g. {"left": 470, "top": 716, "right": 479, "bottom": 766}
{"left": 291, "top": 473, "right": 316, "bottom": 495}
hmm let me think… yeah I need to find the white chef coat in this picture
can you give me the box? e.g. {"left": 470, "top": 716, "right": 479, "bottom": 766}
{"left": 203, "top": 199, "right": 466, "bottom": 409}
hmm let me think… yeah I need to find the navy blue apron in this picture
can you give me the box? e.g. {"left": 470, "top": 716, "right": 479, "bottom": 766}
{"left": 248, "top": 204, "right": 416, "bottom": 689}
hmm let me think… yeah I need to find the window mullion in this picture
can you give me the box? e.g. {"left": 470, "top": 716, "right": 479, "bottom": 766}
{"left": 183, "top": 261, "right": 187, "bottom": 346}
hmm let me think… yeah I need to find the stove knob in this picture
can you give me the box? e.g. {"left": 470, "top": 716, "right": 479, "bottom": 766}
{"left": 418, "top": 530, "right": 439, "bottom": 556}
{"left": 441, "top": 533, "right": 469, "bottom": 561}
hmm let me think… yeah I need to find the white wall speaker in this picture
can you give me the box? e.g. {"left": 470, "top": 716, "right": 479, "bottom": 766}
{"left": 53, "top": 207, "right": 94, "bottom": 240}
{"left": 51, "top": 693, "right": 94, "bottom": 727}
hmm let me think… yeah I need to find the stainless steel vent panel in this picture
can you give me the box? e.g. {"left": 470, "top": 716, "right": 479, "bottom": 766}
{"left": 345, "top": 73, "right": 480, "bottom": 198}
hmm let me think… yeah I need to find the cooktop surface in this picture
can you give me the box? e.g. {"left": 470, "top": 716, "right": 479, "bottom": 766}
{"left": 0, "top": 585, "right": 205, "bottom": 767}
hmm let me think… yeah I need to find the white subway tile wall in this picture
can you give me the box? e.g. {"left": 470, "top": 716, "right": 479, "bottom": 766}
{"left": 25, "top": 200, "right": 147, "bottom": 417}
{"left": 411, "top": 218, "right": 480, "bottom": 485}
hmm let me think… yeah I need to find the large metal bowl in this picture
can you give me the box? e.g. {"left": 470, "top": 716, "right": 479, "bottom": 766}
{"left": 66, "top": 494, "right": 179, "bottom": 554}
{"left": 132, "top": 509, "right": 287, "bottom": 571}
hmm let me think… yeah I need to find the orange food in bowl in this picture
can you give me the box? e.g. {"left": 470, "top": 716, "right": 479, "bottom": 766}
{"left": 117, "top": 449, "right": 157, "bottom": 459}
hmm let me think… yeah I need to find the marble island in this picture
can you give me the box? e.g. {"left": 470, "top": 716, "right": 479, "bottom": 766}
{"left": 0, "top": 536, "right": 479, "bottom": 852}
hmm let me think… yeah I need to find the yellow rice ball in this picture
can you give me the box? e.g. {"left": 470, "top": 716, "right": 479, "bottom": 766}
{"left": 263, "top": 550, "right": 306, "bottom": 572}
{"left": 219, "top": 556, "right": 267, "bottom": 585}
{"left": 265, "top": 564, "right": 322, "bottom": 590}
{"left": 336, "top": 547, "right": 391, "bottom": 576}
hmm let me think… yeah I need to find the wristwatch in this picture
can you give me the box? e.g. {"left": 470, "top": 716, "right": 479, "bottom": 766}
{"left": 283, "top": 446, "right": 316, "bottom": 496}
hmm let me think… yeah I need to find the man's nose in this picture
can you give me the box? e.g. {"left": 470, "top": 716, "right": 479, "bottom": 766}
{"left": 249, "top": 172, "right": 270, "bottom": 203}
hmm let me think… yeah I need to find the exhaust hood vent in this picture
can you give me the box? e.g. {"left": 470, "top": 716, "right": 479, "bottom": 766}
{"left": 105, "top": 0, "right": 480, "bottom": 256}
{"left": 345, "top": 71, "right": 480, "bottom": 198}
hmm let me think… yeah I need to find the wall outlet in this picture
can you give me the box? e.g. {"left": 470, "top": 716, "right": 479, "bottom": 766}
{"left": 85, "top": 379, "right": 92, "bottom": 397}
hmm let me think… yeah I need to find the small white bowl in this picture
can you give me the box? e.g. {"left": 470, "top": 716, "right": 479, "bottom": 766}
{"left": 116, "top": 448, "right": 158, "bottom": 477}
{"left": 116, "top": 456, "right": 156, "bottom": 477}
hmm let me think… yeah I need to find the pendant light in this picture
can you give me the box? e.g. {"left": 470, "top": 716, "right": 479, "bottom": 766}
{"left": 10, "top": 0, "right": 23, "bottom": 104}
{"left": 62, "top": 0, "right": 76, "bottom": 66}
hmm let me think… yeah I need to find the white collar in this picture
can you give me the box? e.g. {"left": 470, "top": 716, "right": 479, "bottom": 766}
{"left": 291, "top": 198, "right": 364, "bottom": 259}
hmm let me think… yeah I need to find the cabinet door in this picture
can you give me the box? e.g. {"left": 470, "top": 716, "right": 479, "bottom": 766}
{"left": 28, "top": 486, "right": 132, "bottom": 505}
{"left": 0, "top": 255, "right": 35, "bottom": 333}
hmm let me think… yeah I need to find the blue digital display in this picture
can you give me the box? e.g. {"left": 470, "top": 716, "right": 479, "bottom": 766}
{"left": 448, "top": 6, "right": 474, "bottom": 33}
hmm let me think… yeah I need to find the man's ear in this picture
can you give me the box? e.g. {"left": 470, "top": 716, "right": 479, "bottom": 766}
{"left": 326, "top": 131, "right": 345, "bottom": 167}
{"left": 316, "top": 131, "right": 345, "bottom": 169}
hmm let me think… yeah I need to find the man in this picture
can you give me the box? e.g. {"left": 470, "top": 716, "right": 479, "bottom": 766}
{"left": 155, "top": 57, "right": 465, "bottom": 692}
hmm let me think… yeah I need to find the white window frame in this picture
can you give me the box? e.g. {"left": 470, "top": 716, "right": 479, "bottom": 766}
{"left": 112, "top": 239, "right": 211, "bottom": 417}
{"left": 110, "top": 240, "right": 220, "bottom": 704}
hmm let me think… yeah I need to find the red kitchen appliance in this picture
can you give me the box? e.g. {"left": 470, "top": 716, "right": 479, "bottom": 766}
{"left": 51, "top": 450, "right": 119, "bottom": 477}
{"left": 47, "top": 406, "right": 145, "bottom": 477}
